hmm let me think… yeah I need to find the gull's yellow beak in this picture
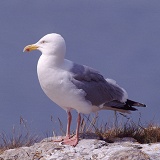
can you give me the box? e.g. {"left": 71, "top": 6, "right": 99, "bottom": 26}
{"left": 23, "top": 44, "right": 38, "bottom": 52}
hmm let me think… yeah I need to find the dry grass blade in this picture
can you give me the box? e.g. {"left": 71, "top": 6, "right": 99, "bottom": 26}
{"left": 0, "top": 117, "right": 40, "bottom": 152}
{"left": 79, "top": 113, "right": 160, "bottom": 144}
{"left": 57, "top": 117, "right": 66, "bottom": 136}
{"left": 80, "top": 114, "right": 99, "bottom": 133}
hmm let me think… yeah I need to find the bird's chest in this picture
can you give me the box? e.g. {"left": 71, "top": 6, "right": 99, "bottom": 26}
{"left": 37, "top": 67, "right": 71, "bottom": 98}
{"left": 36, "top": 57, "right": 90, "bottom": 111}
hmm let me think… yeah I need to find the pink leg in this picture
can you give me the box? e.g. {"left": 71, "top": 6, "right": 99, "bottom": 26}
{"left": 64, "top": 110, "right": 72, "bottom": 139}
{"left": 62, "top": 113, "right": 81, "bottom": 147}
{"left": 53, "top": 110, "right": 72, "bottom": 142}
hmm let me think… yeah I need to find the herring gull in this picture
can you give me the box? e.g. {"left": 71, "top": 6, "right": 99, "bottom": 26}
{"left": 23, "top": 33, "right": 146, "bottom": 146}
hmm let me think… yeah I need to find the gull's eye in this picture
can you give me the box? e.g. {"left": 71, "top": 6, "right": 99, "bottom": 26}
{"left": 41, "top": 40, "right": 46, "bottom": 44}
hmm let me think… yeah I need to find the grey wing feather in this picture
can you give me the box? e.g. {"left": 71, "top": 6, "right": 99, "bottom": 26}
{"left": 70, "top": 63, "right": 125, "bottom": 106}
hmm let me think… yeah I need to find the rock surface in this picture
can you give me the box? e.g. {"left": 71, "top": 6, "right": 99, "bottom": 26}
{"left": 0, "top": 137, "right": 160, "bottom": 160}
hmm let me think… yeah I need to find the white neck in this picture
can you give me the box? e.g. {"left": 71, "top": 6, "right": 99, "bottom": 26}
{"left": 38, "top": 54, "right": 64, "bottom": 68}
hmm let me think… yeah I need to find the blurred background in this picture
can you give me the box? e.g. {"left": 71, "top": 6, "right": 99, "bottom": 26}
{"left": 0, "top": 1, "right": 159, "bottom": 136}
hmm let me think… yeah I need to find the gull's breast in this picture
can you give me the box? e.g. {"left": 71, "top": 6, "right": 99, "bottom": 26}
{"left": 37, "top": 57, "right": 93, "bottom": 113}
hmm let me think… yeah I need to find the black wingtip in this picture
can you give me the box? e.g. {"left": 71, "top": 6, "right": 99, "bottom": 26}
{"left": 127, "top": 99, "right": 146, "bottom": 107}
{"left": 104, "top": 99, "right": 146, "bottom": 113}
{"left": 140, "top": 103, "right": 147, "bottom": 107}
{"left": 134, "top": 102, "right": 146, "bottom": 107}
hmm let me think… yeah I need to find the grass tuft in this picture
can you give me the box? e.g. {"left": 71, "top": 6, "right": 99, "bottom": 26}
{"left": 1, "top": 113, "right": 160, "bottom": 152}
{"left": 79, "top": 113, "right": 160, "bottom": 144}
{"left": 0, "top": 116, "right": 40, "bottom": 152}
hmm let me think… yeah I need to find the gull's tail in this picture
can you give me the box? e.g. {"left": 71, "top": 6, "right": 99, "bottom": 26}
{"left": 103, "top": 99, "right": 146, "bottom": 113}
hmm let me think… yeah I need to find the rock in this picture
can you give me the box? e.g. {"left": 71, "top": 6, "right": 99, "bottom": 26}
{"left": 109, "top": 149, "right": 150, "bottom": 160}
{"left": 0, "top": 137, "right": 160, "bottom": 160}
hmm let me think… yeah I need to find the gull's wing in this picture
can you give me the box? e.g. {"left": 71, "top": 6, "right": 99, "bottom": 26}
{"left": 70, "top": 63, "right": 127, "bottom": 107}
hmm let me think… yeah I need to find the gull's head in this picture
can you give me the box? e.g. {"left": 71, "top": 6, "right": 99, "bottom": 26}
{"left": 23, "top": 33, "right": 66, "bottom": 56}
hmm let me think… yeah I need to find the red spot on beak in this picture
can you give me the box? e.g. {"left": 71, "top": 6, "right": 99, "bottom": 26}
{"left": 26, "top": 48, "right": 30, "bottom": 52}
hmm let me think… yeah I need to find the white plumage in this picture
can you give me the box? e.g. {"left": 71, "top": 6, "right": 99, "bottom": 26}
{"left": 23, "top": 33, "right": 146, "bottom": 146}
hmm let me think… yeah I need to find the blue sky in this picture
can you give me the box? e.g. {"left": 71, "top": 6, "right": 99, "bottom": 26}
{"left": 0, "top": 1, "right": 160, "bottom": 136}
